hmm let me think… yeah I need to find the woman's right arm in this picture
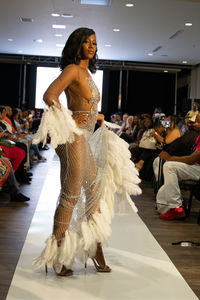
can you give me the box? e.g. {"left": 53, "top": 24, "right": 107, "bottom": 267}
{"left": 43, "top": 65, "right": 77, "bottom": 107}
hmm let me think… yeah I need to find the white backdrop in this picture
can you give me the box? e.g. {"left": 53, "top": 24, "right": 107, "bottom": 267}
{"left": 35, "top": 66, "right": 103, "bottom": 111}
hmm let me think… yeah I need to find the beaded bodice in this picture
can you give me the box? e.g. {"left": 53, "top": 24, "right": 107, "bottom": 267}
{"left": 72, "top": 76, "right": 99, "bottom": 134}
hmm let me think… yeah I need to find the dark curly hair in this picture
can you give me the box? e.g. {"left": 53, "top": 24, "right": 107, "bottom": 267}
{"left": 60, "top": 27, "right": 98, "bottom": 73}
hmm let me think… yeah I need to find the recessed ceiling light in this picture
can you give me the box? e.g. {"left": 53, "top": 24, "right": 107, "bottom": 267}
{"left": 52, "top": 24, "right": 66, "bottom": 29}
{"left": 164, "top": 70, "right": 168, "bottom": 73}
{"left": 105, "top": 44, "right": 111, "bottom": 47}
{"left": 148, "top": 53, "right": 153, "bottom": 56}
{"left": 182, "top": 60, "right": 188, "bottom": 64}
{"left": 125, "top": 3, "right": 134, "bottom": 7}
{"left": 185, "top": 22, "right": 192, "bottom": 26}
{"left": 33, "top": 39, "right": 43, "bottom": 43}
{"left": 18, "top": 50, "right": 23, "bottom": 53}
{"left": 61, "top": 13, "right": 73, "bottom": 18}
{"left": 51, "top": 13, "right": 60, "bottom": 17}
{"left": 56, "top": 44, "right": 65, "bottom": 47}
{"left": 55, "top": 34, "right": 63, "bottom": 37}
{"left": 113, "top": 28, "right": 120, "bottom": 32}
{"left": 8, "top": 38, "right": 13, "bottom": 42}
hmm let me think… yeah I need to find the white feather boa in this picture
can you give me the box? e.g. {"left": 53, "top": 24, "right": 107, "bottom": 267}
{"left": 33, "top": 105, "right": 82, "bottom": 148}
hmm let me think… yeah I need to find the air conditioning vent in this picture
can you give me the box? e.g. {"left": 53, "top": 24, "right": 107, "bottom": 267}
{"left": 153, "top": 46, "right": 162, "bottom": 53}
{"left": 20, "top": 17, "right": 34, "bottom": 23}
{"left": 169, "top": 29, "right": 184, "bottom": 39}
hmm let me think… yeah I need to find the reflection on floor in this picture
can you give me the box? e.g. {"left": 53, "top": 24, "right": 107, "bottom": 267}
{"left": 6, "top": 156, "right": 198, "bottom": 300}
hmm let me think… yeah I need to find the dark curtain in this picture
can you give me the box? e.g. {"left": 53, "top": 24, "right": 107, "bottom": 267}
{"left": 0, "top": 63, "right": 22, "bottom": 107}
{"left": 177, "top": 85, "right": 190, "bottom": 115}
{"left": 101, "top": 70, "right": 119, "bottom": 120}
{"left": 25, "top": 65, "right": 37, "bottom": 109}
{"left": 126, "top": 71, "right": 176, "bottom": 115}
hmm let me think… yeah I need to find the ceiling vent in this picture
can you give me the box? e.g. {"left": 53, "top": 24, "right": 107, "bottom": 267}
{"left": 20, "top": 17, "right": 34, "bottom": 23}
{"left": 80, "top": 0, "right": 111, "bottom": 6}
{"left": 152, "top": 46, "right": 162, "bottom": 53}
{"left": 169, "top": 29, "right": 184, "bottom": 39}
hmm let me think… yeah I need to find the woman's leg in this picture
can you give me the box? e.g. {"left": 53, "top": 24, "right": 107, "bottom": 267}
{"left": 54, "top": 134, "right": 86, "bottom": 241}
{"left": 83, "top": 144, "right": 111, "bottom": 271}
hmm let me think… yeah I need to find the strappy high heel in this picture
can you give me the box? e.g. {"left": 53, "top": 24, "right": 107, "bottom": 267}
{"left": 92, "top": 244, "right": 111, "bottom": 273}
{"left": 45, "top": 264, "right": 73, "bottom": 276}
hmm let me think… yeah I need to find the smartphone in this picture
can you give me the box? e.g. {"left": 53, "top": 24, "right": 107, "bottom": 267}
{"left": 161, "top": 120, "right": 171, "bottom": 128}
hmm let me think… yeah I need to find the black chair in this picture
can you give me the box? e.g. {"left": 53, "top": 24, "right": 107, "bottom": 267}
{"left": 179, "top": 180, "right": 200, "bottom": 224}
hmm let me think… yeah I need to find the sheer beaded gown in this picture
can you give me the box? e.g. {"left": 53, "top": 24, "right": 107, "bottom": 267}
{"left": 33, "top": 65, "right": 141, "bottom": 273}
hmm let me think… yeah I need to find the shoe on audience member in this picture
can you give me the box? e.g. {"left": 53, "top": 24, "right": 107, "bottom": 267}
{"left": 159, "top": 206, "right": 186, "bottom": 220}
{"left": 38, "top": 156, "right": 47, "bottom": 161}
{"left": 42, "top": 145, "right": 49, "bottom": 150}
{"left": 10, "top": 193, "right": 30, "bottom": 202}
{"left": 26, "top": 172, "right": 33, "bottom": 177}
{"left": 32, "top": 155, "right": 38, "bottom": 162}
{"left": 17, "top": 176, "right": 32, "bottom": 184}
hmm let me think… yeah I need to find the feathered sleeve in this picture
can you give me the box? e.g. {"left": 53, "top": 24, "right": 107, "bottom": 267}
{"left": 33, "top": 105, "right": 82, "bottom": 149}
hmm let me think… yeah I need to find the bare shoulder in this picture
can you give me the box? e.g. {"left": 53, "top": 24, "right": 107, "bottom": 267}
{"left": 62, "top": 64, "right": 78, "bottom": 73}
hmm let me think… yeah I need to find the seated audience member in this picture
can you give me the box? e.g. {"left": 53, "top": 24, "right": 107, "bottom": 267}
{"left": 151, "top": 115, "right": 181, "bottom": 148}
{"left": 187, "top": 101, "right": 199, "bottom": 119}
{"left": 152, "top": 107, "right": 162, "bottom": 120}
{"left": 129, "top": 118, "right": 145, "bottom": 162}
{"left": 120, "top": 115, "right": 140, "bottom": 143}
{"left": 130, "top": 117, "right": 158, "bottom": 180}
{"left": 10, "top": 108, "right": 46, "bottom": 164}
{"left": 114, "top": 113, "right": 122, "bottom": 126}
{"left": 134, "top": 118, "right": 162, "bottom": 180}
{"left": 111, "top": 112, "right": 122, "bottom": 133}
{"left": 0, "top": 154, "right": 30, "bottom": 202}
{"left": 153, "top": 115, "right": 199, "bottom": 181}
{"left": 177, "top": 112, "right": 188, "bottom": 135}
{"left": 116, "top": 113, "right": 129, "bottom": 136}
{"left": 1, "top": 106, "right": 15, "bottom": 133}
{"left": 156, "top": 114, "right": 200, "bottom": 220}
{"left": 135, "top": 118, "right": 145, "bottom": 142}
{"left": 0, "top": 108, "right": 31, "bottom": 183}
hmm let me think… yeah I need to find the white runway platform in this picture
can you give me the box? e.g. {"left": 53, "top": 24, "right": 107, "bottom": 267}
{"left": 6, "top": 156, "right": 198, "bottom": 300}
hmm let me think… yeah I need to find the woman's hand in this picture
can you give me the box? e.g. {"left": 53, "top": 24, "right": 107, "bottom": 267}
{"left": 0, "top": 132, "right": 9, "bottom": 138}
{"left": 44, "top": 99, "right": 61, "bottom": 109}
{"left": 150, "top": 130, "right": 156, "bottom": 137}
{"left": 72, "top": 114, "right": 89, "bottom": 126}
{"left": 159, "top": 151, "right": 171, "bottom": 161}
{"left": 125, "top": 128, "right": 131, "bottom": 135}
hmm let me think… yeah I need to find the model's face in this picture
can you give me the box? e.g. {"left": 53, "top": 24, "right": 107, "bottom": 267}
{"left": 82, "top": 34, "right": 97, "bottom": 60}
